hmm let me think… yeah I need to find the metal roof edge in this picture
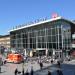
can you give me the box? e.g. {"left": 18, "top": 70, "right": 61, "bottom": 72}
{"left": 9, "top": 16, "right": 75, "bottom": 32}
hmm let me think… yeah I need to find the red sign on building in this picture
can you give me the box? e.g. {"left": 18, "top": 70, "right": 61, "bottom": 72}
{"left": 52, "top": 13, "right": 58, "bottom": 18}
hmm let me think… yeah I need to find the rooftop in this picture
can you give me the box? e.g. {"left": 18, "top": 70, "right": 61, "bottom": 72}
{"left": 0, "top": 35, "right": 10, "bottom": 38}
{"left": 10, "top": 16, "right": 75, "bottom": 32}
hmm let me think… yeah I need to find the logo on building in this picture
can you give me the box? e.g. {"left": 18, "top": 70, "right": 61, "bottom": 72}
{"left": 52, "top": 13, "right": 58, "bottom": 18}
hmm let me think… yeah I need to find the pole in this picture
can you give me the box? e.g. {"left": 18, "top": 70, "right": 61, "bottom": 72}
{"left": 61, "top": 25, "right": 63, "bottom": 62}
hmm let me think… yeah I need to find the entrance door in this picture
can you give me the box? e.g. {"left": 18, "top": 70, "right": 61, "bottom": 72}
{"left": 36, "top": 50, "right": 46, "bottom": 56}
{"left": 55, "top": 51, "right": 62, "bottom": 59}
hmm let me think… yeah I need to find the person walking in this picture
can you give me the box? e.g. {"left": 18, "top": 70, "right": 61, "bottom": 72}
{"left": 22, "top": 68, "right": 24, "bottom": 75}
{"left": 48, "top": 71, "right": 51, "bottom": 75}
{"left": 56, "top": 70, "right": 63, "bottom": 75}
{"left": 4, "top": 60, "right": 7, "bottom": 64}
{"left": 57, "top": 61, "right": 61, "bottom": 68}
{"left": 25, "top": 69, "right": 29, "bottom": 75}
{"left": 14, "top": 68, "right": 18, "bottom": 75}
{"left": 0, "top": 66, "right": 1, "bottom": 73}
{"left": 30, "top": 66, "right": 34, "bottom": 75}
{"left": 51, "top": 59, "right": 53, "bottom": 64}
{"left": 39, "top": 62, "right": 43, "bottom": 70}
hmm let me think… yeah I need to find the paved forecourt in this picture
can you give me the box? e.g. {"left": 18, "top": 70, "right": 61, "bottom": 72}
{"left": 0, "top": 61, "right": 52, "bottom": 75}
{"left": 1, "top": 59, "right": 75, "bottom": 75}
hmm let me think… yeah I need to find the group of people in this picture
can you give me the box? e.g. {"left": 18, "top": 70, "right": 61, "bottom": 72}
{"left": 56, "top": 61, "right": 63, "bottom": 75}
{"left": 47, "top": 69, "right": 63, "bottom": 75}
{"left": 47, "top": 60, "right": 63, "bottom": 75}
{"left": 1, "top": 60, "right": 7, "bottom": 65}
{"left": 14, "top": 58, "right": 63, "bottom": 75}
{"left": 47, "top": 70, "right": 63, "bottom": 75}
{"left": 38, "top": 57, "right": 63, "bottom": 75}
{"left": 14, "top": 67, "right": 34, "bottom": 75}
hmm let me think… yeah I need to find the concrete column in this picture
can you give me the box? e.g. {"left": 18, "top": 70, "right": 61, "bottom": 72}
{"left": 46, "top": 49, "right": 48, "bottom": 56}
{"left": 30, "top": 50, "right": 33, "bottom": 57}
{"left": 24, "top": 49, "right": 27, "bottom": 56}
{"left": 53, "top": 49, "right": 55, "bottom": 59}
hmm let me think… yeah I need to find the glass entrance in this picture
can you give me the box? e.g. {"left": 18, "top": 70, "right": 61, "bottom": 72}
{"left": 55, "top": 51, "right": 62, "bottom": 59}
{"left": 36, "top": 50, "right": 46, "bottom": 56}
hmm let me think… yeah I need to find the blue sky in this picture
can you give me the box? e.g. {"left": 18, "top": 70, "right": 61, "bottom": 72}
{"left": 0, "top": 0, "right": 75, "bottom": 35}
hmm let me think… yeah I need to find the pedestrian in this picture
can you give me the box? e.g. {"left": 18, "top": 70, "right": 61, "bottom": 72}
{"left": 1, "top": 61, "right": 3, "bottom": 65}
{"left": 57, "top": 61, "right": 61, "bottom": 68}
{"left": 39, "top": 62, "right": 43, "bottom": 70}
{"left": 30, "top": 66, "right": 34, "bottom": 75}
{"left": 48, "top": 71, "right": 51, "bottom": 75}
{"left": 14, "top": 68, "right": 18, "bottom": 75}
{"left": 51, "top": 59, "right": 53, "bottom": 64}
{"left": 4, "top": 60, "right": 7, "bottom": 64}
{"left": 25, "top": 69, "right": 29, "bottom": 75}
{"left": 56, "top": 70, "right": 63, "bottom": 75}
{"left": 22, "top": 68, "right": 24, "bottom": 75}
{"left": 0, "top": 66, "right": 1, "bottom": 73}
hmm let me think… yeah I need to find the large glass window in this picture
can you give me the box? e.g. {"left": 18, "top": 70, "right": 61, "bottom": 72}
{"left": 59, "top": 35, "right": 62, "bottom": 43}
{"left": 48, "top": 29, "right": 51, "bottom": 35}
{"left": 11, "top": 20, "right": 72, "bottom": 50}
{"left": 47, "top": 36, "right": 51, "bottom": 43}
{"left": 52, "top": 36, "right": 56, "bottom": 42}
{"left": 62, "top": 23, "right": 71, "bottom": 49}
{"left": 38, "top": 43, "right": 41, "bottom": 48}
{"left": 33, "top": 44, "right": 36, "bottom": 48}
{"left": 52, "top": 28, "right": 55, "bottom": 35}
{"left": 53, "top": 43, "right": 56, "bottom": 49}
{"left": 41, "top": 30, "right": 45, "bottom": 36}
{"left": 49, "top": 43, "right": 52, "bottom": 48}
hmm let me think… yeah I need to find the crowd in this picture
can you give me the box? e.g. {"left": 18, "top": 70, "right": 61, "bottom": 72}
{"left": 14, "top": 58, "right": 63, "bottom": 75}
{"left": 14, "top": 67, "right": 34, "bottom": 75}
{"left": 0, "top": 55, "right": 65, "bottom": 75}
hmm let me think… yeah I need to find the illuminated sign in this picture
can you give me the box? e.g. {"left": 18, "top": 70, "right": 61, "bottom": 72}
{"left": 52, "top": 13, "right": 58, "bottom": 18}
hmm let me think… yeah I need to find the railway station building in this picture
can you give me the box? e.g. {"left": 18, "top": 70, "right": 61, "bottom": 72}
{"left": 10, "top": 16, "right": 75, "bottom": 58}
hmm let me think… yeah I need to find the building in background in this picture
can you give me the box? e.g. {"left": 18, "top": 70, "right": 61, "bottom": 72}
{"left": 10, "top": 16, "right": 75, "bottom": 58}
{"left": 0, "top": 35, "right": 10, "bottom": 54}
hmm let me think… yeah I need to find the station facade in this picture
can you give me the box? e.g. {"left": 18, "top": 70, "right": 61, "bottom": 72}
{"left": 10, "top": 17, "right": 75, "bottom": 58}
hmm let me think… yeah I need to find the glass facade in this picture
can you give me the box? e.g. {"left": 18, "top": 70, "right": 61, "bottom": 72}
{"left": 10, "top": 20, "right": 72, "bottom": 56}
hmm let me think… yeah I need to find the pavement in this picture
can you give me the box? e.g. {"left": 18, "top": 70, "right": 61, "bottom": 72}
{"left": 0, "top": 55, "right": 75, "bottom": 75}
{"left": 0, "top": 61, "right": 52, "bottom": 75}
{"left": 34, "top": 60, "right": 75, "bottom": 75}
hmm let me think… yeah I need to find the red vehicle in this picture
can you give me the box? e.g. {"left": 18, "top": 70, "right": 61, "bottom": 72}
{"left": 6, "top": 53, "right": 24, "bottom": 63}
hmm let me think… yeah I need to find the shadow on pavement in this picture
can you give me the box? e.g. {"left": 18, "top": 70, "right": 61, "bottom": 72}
{"left": 34, "top": 63, "right": 75, "bottom": 75}
{"left": 0, "top": 71, "right": 6, "bottom": 73}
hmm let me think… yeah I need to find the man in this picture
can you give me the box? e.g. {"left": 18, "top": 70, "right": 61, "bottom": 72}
{"left": 14, "top": 68, "right": 18, "bottom": 75}
{"left": 39, "top": 62, "right": 43, "bottom": 70}
{"left": 56, "top": 70, "right": 63, "bottom": 75}
{"left": 25, "top": 69, "right": 29, "bottom": 75}
{"left": 22, "top": 68, "right": 24, "bottom": 75}
{"left": 48, "top": 71, "right": 51, "bottom": 75}
{"left": 30, "top": 66, "right": 34, "bottom": 75}
{"left": 0, "top": 66, "right": 1, "bottom": 73}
